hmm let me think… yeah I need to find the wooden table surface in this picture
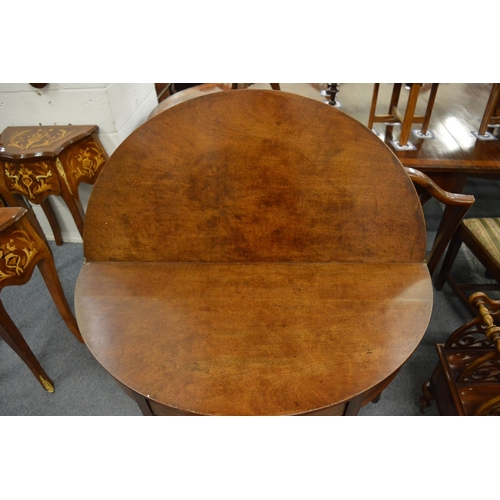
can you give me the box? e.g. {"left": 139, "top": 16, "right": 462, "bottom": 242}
{"left": 75, "top": 89, "right": 433, "bottom": 415}
{"left": 250, "top": 84, "right": 500, "bottom": 193}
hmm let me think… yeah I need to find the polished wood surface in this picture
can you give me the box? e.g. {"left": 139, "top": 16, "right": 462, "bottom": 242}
{"left": 86, "top": 91, "right": 426, "bottom": 263}
{"left": 76, "top": 90, "right": 433, "bottom": 415}
{"left": 148, "top": 83, "right": 232, "bottom": 120}
{"left": 241, "top": 84, "right": 500, "bottom": 194}
{"left": 77, "top": 262, "right": 431, "bottom": 415}
{"left": 0, "top": 125, "right": 98, "bottom": 160}
{"left": 335, "top": 83, "right": 500, "bottom": 192}
{"left": 0, "top": 207, "right": 83, "bottom": 392}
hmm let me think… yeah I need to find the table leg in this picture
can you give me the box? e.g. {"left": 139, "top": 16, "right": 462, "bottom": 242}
{"left": 37, "top": 257, "right": 83, "bottom": 343}
{"left": 0, "top": 300, "right": 54, "bottom": 392}
{"left": 41, "top": 198, "right": 63, "bottom": 246}
{"left": 344, "top": 393, "right": 365, "bottom": 416}
{"left": 59, "top": 190, "right": 85, "bottom": 239}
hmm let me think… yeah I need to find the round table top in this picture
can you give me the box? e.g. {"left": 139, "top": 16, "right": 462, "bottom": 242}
{"left": 76, "top": 89, "right": 432, "bottom": 415}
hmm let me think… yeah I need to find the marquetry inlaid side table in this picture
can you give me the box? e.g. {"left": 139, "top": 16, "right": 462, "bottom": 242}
{"left": 0, "top": 125, "right": 108, "bottom": 244}
{"left": 0, "top": 206, "right": 83, "bottom": 392}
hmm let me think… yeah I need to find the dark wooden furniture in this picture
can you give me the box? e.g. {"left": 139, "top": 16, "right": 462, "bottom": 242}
{"left": 405, "top": 167, "right": 474, "bottom": 278}
{"left": 321, "top": 83, "right": 341, "bottom": 107}
{"left": 368, "top": 84, "right": 439, "bottom": 150}
{"left": 436, "top": 215, "right": 500, "bottom": 313}
{"left": 0, "top": 207, "right": 83, "bottom": 392}
{"left": 421, "top": 292, "right": 500, "bottom": 415}
{"left": 0, "top": 125, "right": 108, "bottom": 244}
{"left": 75, "top": 90, "right": 434, "bottom": 416}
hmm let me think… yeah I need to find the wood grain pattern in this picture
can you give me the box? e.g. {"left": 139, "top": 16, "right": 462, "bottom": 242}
{"left": 76, "top": 261, "right": 432, "bottom": 415}
{"left": 84, "top": 90, "right": 426, "bottom": 263}
{"left": 77, "top": 90, "right": 433, "bottom": 415}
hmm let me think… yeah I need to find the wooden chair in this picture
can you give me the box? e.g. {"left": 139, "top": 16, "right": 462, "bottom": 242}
{"left": 420, "top": 291, "right": 500, "bottom": 415}
{"left": 436, "top": 214, "right": 500, "bottom": 313}
{"left": 368, "top": 83, "right": 439, "bottom": 150}
{"left": 0, "top": 207, "right": 83, "bottom": 392}
{"left": 405, "top": 167, "right": 475, "bottom": 279}
{"left": 473, "top": 83, "right": 500, "bottom": 140}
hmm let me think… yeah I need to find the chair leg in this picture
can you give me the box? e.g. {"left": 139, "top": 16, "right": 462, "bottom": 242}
{"left": 478, "top": 83, "right": 500, "bottom": 136}
{"left": 435, "top": 228, "right": 464, "bottom": 290}
{"left": 399, "top": 83, "right": 421, "bottom": 146}
{"left": 0, "top": 300, "right": 54, "bottom": 392}
{"left": 421, "top": 83, "right": 439, "bottom": 135}
{"left": 368, "top": 83, "right": 380, "bottom": 130}
{"left": 426, "top": 204, "right": 470, "bottom": 278}
{"left": 389, "top": 83, "right": 402, "bottom": 115}
{"left": 36, "top": 258, "right": 84, "bottom": 343}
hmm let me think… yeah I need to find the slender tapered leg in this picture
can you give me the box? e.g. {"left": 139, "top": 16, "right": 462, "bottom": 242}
{"left": 41, "top": 198, "right": 63, "bottom": 246}
{"left": 37, "top": 258, "right": 83, "bottom": 343}
{"left": 0, "top": 300, "right": 54, "bottom": 392}
{"left": 435, "top": 228, "right": 464, "bottom": 290}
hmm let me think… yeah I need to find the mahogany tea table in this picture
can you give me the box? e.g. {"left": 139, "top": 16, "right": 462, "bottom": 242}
{"left": 75, "top": 90, "right": 433, "bottom": 416}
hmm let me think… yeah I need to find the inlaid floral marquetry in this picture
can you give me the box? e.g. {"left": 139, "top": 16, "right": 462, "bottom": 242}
{"left": 7, "top": 128, "right": 69, "bottom": 151}
{"left": 2, "top": 161, "right": 60, "bottom": 202}
{"left": 0, "top": 125, "right": 108, "bottom": 240}
{"left": 60, "top": 137, "right": 107, "bottom": 183}
{"left": 0, "top": 229, "right": 38, "bottom": 282}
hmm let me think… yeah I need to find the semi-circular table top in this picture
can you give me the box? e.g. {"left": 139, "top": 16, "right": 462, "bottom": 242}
{"left": 75, "top": 90, "right": 433, "bottom": 415}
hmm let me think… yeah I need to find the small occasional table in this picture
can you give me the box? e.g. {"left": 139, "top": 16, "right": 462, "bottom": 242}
{"left": 0, "top": 125, "right": 108, "bottom": 244}
{"left": 75, "top": 90, "right": 433, "bottom": 416}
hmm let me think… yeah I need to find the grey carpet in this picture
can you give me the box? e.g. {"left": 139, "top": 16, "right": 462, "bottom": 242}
{"left": 1, "top": 177, "right": 498, "bottom": 416}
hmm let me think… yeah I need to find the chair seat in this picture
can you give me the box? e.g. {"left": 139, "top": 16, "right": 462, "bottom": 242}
{"left": 463, "top": 218, "right": 500, "bottom": 265}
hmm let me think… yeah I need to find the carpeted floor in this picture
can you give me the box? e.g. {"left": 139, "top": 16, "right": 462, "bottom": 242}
{"left": 0, "top": 177, "right": 498, "bottom": 416}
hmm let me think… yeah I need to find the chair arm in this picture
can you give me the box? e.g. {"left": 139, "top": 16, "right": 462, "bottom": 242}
{"left": 405, "top": 167, "right": 475, "bottom": 207}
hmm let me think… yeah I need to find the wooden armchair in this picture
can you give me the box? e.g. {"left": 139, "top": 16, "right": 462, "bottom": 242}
{"left": 405, "top": 167, "right": 475, "bottom": 279}
{"left": 420, "top": 291, "right": 500, "bottom": 415}
{"left": 0, "top": 207, "right": 83, "bottom": 392}
{"left": 436, "top": 214, "right": 500, "bottom": 313}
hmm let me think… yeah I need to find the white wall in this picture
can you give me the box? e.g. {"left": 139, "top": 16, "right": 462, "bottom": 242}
{"left": 0, "top": 83, "right": 158, "bottom": 242}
